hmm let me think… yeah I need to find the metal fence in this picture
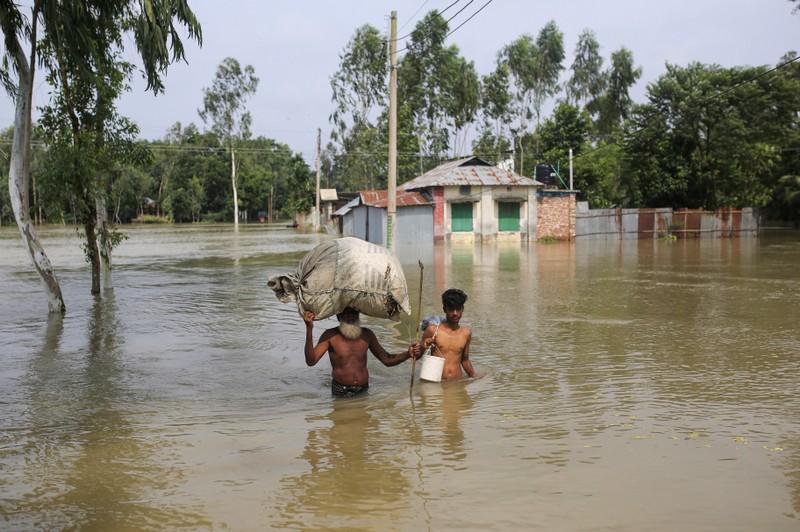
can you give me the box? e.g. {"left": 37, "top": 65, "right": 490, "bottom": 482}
{"left": 575, "top": 205, "right": 758, "bottom": 239}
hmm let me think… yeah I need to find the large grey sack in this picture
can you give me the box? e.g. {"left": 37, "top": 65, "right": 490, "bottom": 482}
{"left": 268, "top": 237, "right": 410, "bottom": 320}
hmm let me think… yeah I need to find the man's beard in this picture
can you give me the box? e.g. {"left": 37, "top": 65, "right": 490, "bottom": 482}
{"left": 338, "top": 320, "right": 362, "bottom": 340}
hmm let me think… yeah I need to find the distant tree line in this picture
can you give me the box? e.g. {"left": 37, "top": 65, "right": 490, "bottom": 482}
{"left": 0, "top": 122, "right": 313, "bottom": 226}
{"left": 324, "top": 10, "right": 800, "bottom": 221}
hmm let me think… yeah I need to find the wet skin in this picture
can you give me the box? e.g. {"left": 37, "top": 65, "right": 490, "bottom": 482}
{"left": 303, "top": 310, "right": 421, "bottom": 387}
{"left": 421, "top": 306, "right": 476, "bottom": 381}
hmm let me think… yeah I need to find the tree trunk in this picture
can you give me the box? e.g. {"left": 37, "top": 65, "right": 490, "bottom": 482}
{"left": 84, "top": 204, "right": 101, "bottom": 296}
{"left": 96, "top": 194, "right": 112, "bottom": 290}
{"left": 231, "top": 146, "right": 239, "bottom": 228}
{"left": 8, "top": 37, "right": 66, "bottom": 313}
{"left": 268, "top": 183, "right": 274, "bottom": 223}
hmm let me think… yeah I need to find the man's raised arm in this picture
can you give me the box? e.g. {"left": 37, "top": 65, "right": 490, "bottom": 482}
{"left": 303, "top": 311, "right": 330, "bottom": 366}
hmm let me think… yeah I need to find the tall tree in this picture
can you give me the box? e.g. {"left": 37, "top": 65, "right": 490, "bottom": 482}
{"left": 0, "top": 0, "right": 202, "bottom": 313}
{"left": 596, "top": 47, "right": 642, "bottom": 136}
{"left": 500, "top": 34, "right": 537, "bottom": 139}
{"left": 329, "top": 24, "right": 387, "bottom": 140}
{"left": 480, "top": 63, "right": 512, "bottom": 143}
{"left": 199, "top": 57, "right": 259, "bottom": 228}
{"left": 500, "top": 21, "right": 564, "bottom": 172}
{"left": 531, "top": 20, "right": 565, "bottom": 128}
{"left": 328, "top": 24, "right": 388, "bottom": 189}
{"left": 398, "top": 11, "right": 465, "bottom": 159}
{"left": 444, "top": 55, "right": 480, "bottom": 156}
{"left": 566, "top": 29, "right": 606, "bottom": 110}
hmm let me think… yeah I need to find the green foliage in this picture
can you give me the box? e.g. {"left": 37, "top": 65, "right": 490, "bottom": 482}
{"left": 398, "top": 11, "right": 478, "bottom": 158}
{"left": 620, "top": 59, "right": 800, "bottom": 209}
{"left": 567, "top": 29, "right": 605, "bottom": 108}
{"left": 133, "top": 214, "right": 171, "bottom": 223}
{"left": 594, "top": 47, "right": 642, "bottom": 136}
{"left": 500, "top": 20, "right": 565, "bottom": 135}
{"left": 199, "top": 58, "right": 259, "bottom": 145}
{"left": 329, "top": 24, "right": 387, "bottom": 140}
{"left": 770, "top": 175, "right": 800, "bottom": 222}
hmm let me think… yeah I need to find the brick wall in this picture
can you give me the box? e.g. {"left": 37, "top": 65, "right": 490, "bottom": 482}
{"left": 432, "top": 186, "right": 445, "bottom": 240}
{"left": 535, "top": 193, "right": 576, "bottom": 241}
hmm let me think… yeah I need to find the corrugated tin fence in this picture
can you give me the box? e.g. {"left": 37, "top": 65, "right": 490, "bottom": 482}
{"left": 576, "top": 205, "right": 758, "bottom": 239}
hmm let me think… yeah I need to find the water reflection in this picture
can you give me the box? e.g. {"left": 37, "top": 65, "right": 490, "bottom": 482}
{"left": 274, "top": 398, "right": 412, "bottom": 529}
{"left": 9, "top": 297, "right": 208, "bottom": 529}
{"left": 415, "top": 381, "right": 474, "bottom": 461}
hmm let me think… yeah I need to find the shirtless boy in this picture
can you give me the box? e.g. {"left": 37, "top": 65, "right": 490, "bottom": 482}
{"left": 303, "top": 307, "right": 422, "bottom": 397}
{"left": 421, "top": 288, "right": 476, "bottom": 381}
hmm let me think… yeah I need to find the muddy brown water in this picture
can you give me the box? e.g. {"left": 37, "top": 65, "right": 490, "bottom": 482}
{"left": 0, "top": 225, "right": 798, "bottom": 530}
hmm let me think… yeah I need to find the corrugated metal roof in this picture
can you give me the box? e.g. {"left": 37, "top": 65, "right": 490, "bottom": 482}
{"left": 332, "top": 196, "right": 359, "bottom": 217}
{"left": 400, "top": 156, "right": 543, "bottom": 190}
{"left": 358, "top": 189, "right": 431, "bottom": 208}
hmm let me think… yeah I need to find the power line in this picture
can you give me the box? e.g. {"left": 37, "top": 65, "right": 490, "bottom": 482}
{"left": 445, "top": 0, "right": 493, "bottom": 38}
{"left": 397, "top": 0, "right": 494, "bottom": 54}
{"left": 395, "top": 0, "right": 461, "bottom": 41}
{"left": 573, "top": 54, "right": 800, "bottom": 162}
{"left": 445, "top": 0, "right": 475, "bottom": 24}
{"left": 399, "top": 0, "right": 431, "bottom": 31}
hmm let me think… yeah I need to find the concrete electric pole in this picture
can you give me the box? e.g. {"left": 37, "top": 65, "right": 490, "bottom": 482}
{"left": 569, "top": 148, "right": 574, "bottom": 190}
{"left": 314, "top": 128, "right": 321, "bottom": 232}
{"left": 386, "top": 10, "right": 398, "bottom": 252}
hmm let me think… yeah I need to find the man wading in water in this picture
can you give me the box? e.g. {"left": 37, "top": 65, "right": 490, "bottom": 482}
{"left": 422, "top": 289, "right": 476, "bottom": 381}
{"left": 303, "top": 307, "right": 422, "bottom": 397}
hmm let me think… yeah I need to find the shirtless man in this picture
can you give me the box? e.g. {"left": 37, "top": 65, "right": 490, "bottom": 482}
{"left": 303, "top": 307, "right": 422, "bottom": 397}
{"left": 421, "top": 289, "right": 476, "bottom": 381}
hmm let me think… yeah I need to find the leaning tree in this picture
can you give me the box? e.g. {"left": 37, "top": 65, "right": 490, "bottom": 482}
{"left": 0, "top": 0, "right": 202, "bottom": 313}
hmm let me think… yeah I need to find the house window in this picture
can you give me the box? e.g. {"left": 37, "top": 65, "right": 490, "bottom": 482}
{"left": 459, "top": 185, "right": 471, "bottom": 196}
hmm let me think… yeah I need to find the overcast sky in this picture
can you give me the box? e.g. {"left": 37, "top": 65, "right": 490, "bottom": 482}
{"left": 2, "top": 0, "right": 798, "bottom": 164}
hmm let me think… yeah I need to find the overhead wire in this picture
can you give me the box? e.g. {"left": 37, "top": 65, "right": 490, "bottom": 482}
{"left": 396, "top": 0, "right": 494, "bottom": 54}
{"left": 395, "top": 0, "right": 461, "bottom": 42}
{"left": 399, "top": 0, "right": 431, "bottom": 31}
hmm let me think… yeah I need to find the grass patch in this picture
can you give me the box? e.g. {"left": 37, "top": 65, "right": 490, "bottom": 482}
{"left": 537, "top": 236, "right": 558, "bottom": 244}
{"left": 132, "top": 214, "right": 171, "bottom": 224}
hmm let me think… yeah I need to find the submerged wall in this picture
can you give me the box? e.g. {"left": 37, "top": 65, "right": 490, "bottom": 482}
{"left": 575, "top": 205, "right": 758, "bottom": 239}
{"left": 535, "top": 191, "right": 576, "bottom": 241}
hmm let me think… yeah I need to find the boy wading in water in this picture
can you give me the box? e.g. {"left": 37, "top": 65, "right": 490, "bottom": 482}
{"left": 303, "top": 307, "right": 422, "bottom": 397}
{"left": 422, "top": 289, "right": 476, "bottom": 381}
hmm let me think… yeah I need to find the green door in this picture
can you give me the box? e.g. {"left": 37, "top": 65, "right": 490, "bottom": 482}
{"left": 451, "top": 202, "right": 473, "bottom": 232}
{"left": 498, "top": 202, "right": 520, "bottom": 231}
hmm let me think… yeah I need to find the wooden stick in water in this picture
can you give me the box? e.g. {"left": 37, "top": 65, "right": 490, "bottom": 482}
{"left": 409, "top": 260, "right": 424, "bottom": 394}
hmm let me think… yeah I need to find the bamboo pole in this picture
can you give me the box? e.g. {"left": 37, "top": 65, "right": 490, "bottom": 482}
{"left": 409, "top": 260, "right": 424, "bottom": 394}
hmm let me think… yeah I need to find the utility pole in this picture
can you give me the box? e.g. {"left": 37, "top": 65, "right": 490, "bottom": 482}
{"left": 386, "top": 10, "right": 398, "bottom": 253}
{"left": 569, "top": 148, "right": 573, "bottom": 190}
{"left": 314, "top": 128, "right": 321, "bottom": 232}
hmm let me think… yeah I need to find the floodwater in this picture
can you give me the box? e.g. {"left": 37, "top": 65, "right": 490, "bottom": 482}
{"left": 0, "top": 224, "right": 798, "bottom": 531}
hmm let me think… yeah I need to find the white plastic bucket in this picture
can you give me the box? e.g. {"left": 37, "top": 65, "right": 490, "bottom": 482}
{"left": 419, "top": 354, "right": 445, "bottom": 382}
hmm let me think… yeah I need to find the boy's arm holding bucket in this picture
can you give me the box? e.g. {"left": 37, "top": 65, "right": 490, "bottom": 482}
{"left": 421, "top": 324, "right": 436, "bottom": 351}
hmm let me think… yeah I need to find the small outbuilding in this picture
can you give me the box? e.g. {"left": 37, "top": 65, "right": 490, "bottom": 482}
{"left": 335, "top": 189, "right": 433, "bottom": 245}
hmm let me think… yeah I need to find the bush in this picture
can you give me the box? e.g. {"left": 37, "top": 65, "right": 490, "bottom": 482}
{"left": 132, "top": 214, "right": 171, "bottom": 224}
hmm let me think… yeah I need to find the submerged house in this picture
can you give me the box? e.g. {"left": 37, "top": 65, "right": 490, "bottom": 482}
{"left": 400, "top": 156, "right": 544, "bottom": 241}
{"left": 335, "top": 157, "right": 577, "bottom": 243}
